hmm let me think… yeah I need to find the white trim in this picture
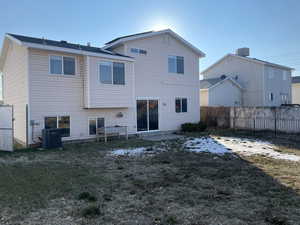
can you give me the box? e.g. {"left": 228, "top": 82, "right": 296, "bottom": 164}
{"left": 203, "top": 77, "right": 244, "bottom": 90}
{"left": 48, "top": 54, "right": 77, "bottom": 76}
{"left": 136, "top": 98, "right": 160, "bottom": 133}
{"left": 5, "top": 34, "right": 22, "bottom": 45}
{"left": 22, "top": 42, "right": 135, "bottom": 62}
{"left": 88, "top": 117, "right": 105, "bottom": 136}
{"left": 86, "top": 56, "right": 91, "bottom": 108}
{"left": 201, "top": 54, "right": 294, "bottom": 75}
{"left": 103, "top": 29, "right": 206, "bottom": 58}
{"left": 175, "top": 97, "right": 188, "bottom": 113}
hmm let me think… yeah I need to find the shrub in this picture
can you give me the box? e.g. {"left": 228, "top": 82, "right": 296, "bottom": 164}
{"left": 81, "top": 205, "right": 101, "bottom": 218}
{"left": 181, "top": 121, "right": 207, "bottom": 132}
{"left": 78, "top": 192, "right": 97, "bottom": 202}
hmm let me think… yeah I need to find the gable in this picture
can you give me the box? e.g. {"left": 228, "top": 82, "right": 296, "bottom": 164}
{"left": 104, "top": 29, "right": 205, "bottom": 57}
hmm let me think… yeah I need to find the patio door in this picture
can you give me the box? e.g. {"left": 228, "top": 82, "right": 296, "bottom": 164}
{"left": 137, "top": 99, "right": 159, "bottom": 132}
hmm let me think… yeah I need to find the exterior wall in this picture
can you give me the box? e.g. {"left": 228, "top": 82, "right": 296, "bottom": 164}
{"left": 209, "top": 81, "right": 242, "bottom": 106}
{"left": 28, "top": 48, "right": 136, "bottom": 144}
{"left": 202, "top": 56, "right": 264, "bottom": 106}
{"left": 2, "top": 42, "right": 28, "bottom": 144}
{"left": 292, "top": 83, "right": 300, "bottom": 104}
{"left": 263, "top": 66, "right": 292, "bottom": 106}
{"left": 200, "top": 90, "right": 208, "bottom": 106}
{"left": 114, "top": 34, "right": 201, "bottom": 131}
{"left": 85, "top": 56, "right": 135, "bottom": 108}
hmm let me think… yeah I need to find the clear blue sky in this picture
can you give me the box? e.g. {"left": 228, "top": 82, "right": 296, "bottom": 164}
{"left": 1, "top": 0, "right": 300, "bottom": 76}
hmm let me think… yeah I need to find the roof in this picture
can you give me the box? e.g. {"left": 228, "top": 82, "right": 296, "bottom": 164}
{"left": 201, "top": 54, "right": 294, "bottom": 74}
{"left": 103, "top": 29, "right": 206, "bottom": 57}
{"left": 105, "top": 31, "right": 153, "bottom": 45}
{"left": 292, "top": 76, "right": 300, "bottom": 84}
{"left": 200, "top": 76, "right": 243, "bottom": 90}
{"left": 6, "top": 33, "right": 131, "bottom": 58}
{"left": 200, "top": 77, "right": 223, "bottom": 89}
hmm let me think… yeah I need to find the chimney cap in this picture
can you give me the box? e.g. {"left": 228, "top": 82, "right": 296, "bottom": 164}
{"left": 236, "top": 47, "right": 250, "bottom": 57}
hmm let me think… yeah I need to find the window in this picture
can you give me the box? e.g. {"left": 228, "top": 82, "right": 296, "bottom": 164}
{"left": 89, "top": 117, "right": 105, "bottom": 135}
{"left": 283, "top": 71, "right": 287, "bottom": 81}
{"left": 175, "top": 98, "right": 188, "bottom": 113}
{"left": 99, "top": 61, "right": 125, "bottom": 85}
{"left": 268, "top": 68, "right": 274, "bottom": 79}
{"left": 269, "top": 93, "right": 274, "bottom": 102}
{"left": 44, "top": 116, "right": 70, "bottom": 137}
{"left": 50, "top": 55, "right": 75, "bottom": 75}
{"left": 168, "top": 55, "right": 184, "bottom": 74}
{"left": 281, "top": 93, "right": 288, "bottom": 103}
{"left": 130, "top": 48, "right": 147, "bottom": 55}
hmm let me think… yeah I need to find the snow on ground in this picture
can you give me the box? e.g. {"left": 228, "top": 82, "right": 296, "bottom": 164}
{"left": 216, "top": 136, "right": 300, "bottom": 162}
{"left": 183, "top": 136, "right": 300, "bottom": 161}
{"left": 183, "top": 137, "right": 230, "bottom": 155}
{"left": 110, "top": 146, "right": 165, "bottom": 156}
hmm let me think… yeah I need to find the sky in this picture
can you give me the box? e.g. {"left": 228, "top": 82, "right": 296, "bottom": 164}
{"left": 0, "top": 0, "right": 300, "bottom": 99}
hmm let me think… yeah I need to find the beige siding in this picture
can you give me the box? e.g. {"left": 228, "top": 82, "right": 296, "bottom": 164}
{"left": 2, "top": 42, "right": 28, "bottom": 145}
{"left": 119, "top": 34, "right": 200, "bottom": 131}
{"left": 200, "top": 90, "right": 208, "bottom": 106}
{"left": 292, "top": 83, "right": 300, "bottom": 104}
{"left": 86, "top": 56, "right": 135, "bottom": 108}
{"left": 209, "top": 81, "right": 242, "bottom": 106}
{"left": 28, "top": 49, "right": 136, "bottom": 143}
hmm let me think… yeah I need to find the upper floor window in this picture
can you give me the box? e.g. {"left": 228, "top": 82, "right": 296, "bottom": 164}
{"left": 99, "top": 61, "right": 125, "bottom": 85}
{"left": 130, "top": 48, "right": 147, "bottom": 55}
{"left": 168, "top": 55, "right": 184, "bottom": 74}
{"left": 50, "top": 55, "right": 75, "bottom": 75}
{"left": 175, "top": 98, "right": 187, "bottom": 113}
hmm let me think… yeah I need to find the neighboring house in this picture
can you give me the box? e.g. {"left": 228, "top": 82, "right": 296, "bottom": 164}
{"left": 0, "top": 29, "right": 205, "bottom": 146}
{"left": 200, "top": 48, "right": 293, "bottom": 107}
{"left": 199, "top": 76, "right": 243, "bottom": 106}
{"left": 292, "top": 76, "right": 300, "bottom": 104}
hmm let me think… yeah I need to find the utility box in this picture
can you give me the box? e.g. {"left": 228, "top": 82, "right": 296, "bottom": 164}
{"left": 42, "top": 128, "right": 63, "bottom": 149}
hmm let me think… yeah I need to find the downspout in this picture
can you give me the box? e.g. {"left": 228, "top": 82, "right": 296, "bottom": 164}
{"left": 262, "top": 65, "right": 266, "bottom": 106}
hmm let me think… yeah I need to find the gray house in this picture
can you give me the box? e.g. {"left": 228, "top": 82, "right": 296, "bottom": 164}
{"left": 200, "top": 48, "right": 294, "bottom": 107}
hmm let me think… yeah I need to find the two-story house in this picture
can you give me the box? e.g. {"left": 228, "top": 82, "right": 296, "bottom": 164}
{"left": 0, "top": 29, "right": 205, "bottom": 146}
{"left": 200, "top": 48, "right": 293, "bottom": 107}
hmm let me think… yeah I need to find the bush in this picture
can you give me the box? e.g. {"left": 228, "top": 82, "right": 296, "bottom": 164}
{"left": 181, "top": 121, "right": 207, "bottom": 132}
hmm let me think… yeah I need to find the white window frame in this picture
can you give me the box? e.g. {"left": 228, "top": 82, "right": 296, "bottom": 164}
{"left": 168, "top": 55, "right": 184, "bottom": 74}
{"left": 44, "top": 115, "right": 71, "bottom": 137}
{"left": 130, "top": 48, "right": 147, "bottom": 55}
{"left": 49, "top": 55, "right": 76, "bottom": 76}
{"left": 175, "top": 97, "right": 188, "bottom": 113}
{"left": 88, "top": 117, "right": 105, "bottom": 136}
{"left": 98, "top": 61, "right": 125, "bottom": 85}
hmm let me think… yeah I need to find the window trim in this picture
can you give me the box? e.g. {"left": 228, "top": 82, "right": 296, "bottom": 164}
{"left": 168, "top": 55, "right": 184, "bottom": 74}
{"left": 175, "top": 97, "right": 188, "bottom": 113}
{"left": 98, "top": 60, "right": 125, "bottom": 85}
{"left": 44, "top": 115, "right": 71, "bottom": 137}
{"left": 49, "top": 55, "right": 77, "bottom": 76}
{"left": 88, "top": 117, "right": 105, "bottom": 136}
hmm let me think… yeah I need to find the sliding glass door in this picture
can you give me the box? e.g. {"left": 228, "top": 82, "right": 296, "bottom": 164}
{"left": 137, "top": 99, "right": 159, "bottom": 132}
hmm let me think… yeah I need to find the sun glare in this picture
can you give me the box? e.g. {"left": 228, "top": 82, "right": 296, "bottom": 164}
{"left": 152, "top": 22, "right": 172, "bottom": 31}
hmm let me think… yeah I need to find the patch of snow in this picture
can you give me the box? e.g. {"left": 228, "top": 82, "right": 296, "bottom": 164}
{"left": 111, "top": 147, "right": 147, "bottom": 156}
{"left": 216, "top": 136, "right": 300, "bottom": 162}
{"left": 183, "top": 137, "right": 231, "bottom": 155}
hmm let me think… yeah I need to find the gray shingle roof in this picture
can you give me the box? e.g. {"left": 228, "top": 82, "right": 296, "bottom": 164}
{"left": 200, "top": 78, "right": 223, "bottom": 89}
{"left": 8, "top": 33, "right": 131, "bottom": 58}
{"left": 105, "top": 31, "right": 153, "bottom": 45}
{"left": 292, "top": 76, "right": 300, "bottom": 83}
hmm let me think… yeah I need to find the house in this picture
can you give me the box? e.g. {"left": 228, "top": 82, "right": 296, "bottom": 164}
{"left": 292, "top": 76, "right": 300, "bottom": 104}
{"left": 0, "top": 29, "right": 205, "bottom": 146}
{"left": 200, "top": 48, "right": 293, "bottom": 107}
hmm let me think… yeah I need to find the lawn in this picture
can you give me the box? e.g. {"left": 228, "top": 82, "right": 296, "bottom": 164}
{"left": 0, "top": 132, "right": 300, "bottom": 225}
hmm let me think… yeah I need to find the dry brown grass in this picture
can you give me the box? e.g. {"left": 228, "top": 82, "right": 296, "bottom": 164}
{"left": 0, "top": 135, "right": 300, "bottom": 225}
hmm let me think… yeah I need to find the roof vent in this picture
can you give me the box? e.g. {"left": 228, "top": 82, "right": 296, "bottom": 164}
{"left": 220, "top": 74, "right": 227, "bottom": 80}
{"left": 60, "top": 40, "right": 67, "bottom": 44}
{"left": 236, "top": 48, "right": 250, "bottom": 57}
{"left": 87, "top": 42, "right": 91, "bottom": 47}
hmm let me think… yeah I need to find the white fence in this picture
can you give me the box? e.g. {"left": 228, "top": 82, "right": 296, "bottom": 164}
{"left": 231, "top": 107, "right": 300, "bottom": 133}
{"left": 0, "top": 105, "right": 13, "bottom": 151}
